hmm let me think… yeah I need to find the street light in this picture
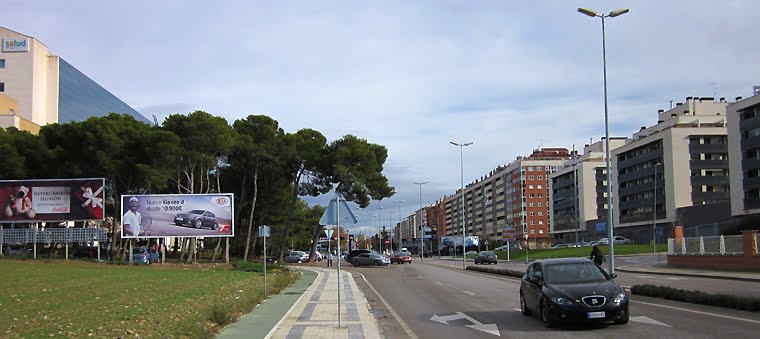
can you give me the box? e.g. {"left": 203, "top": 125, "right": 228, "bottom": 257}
{"left": 577, "top": 6, "right": 629, "bottom": 275}
{"left": 388, "top": 211, "right": 396, "bottom": 251}
{"left": 413, "top": 181, "right": 428, "bottom": 262}
{"left": 376, "top": 205, "right": 384, "bottom": 254}
{"left": 451, "top": 141, "right": 473, "bottom": 269}
{"left": 394, "top": 200, "right": 405, "bottom": 251}
{"left": 653, "top": 162, "right": 660, "bottom": 255}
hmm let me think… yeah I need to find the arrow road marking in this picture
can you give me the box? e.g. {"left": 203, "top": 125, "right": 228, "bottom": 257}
{"left": 630, "top": 316, "right": 671, "bottom": 327}
{"left": 463, "top": 291, "right": 476, "bottom": 296}
{"left": 430, "top": 312, "right": 500, "bottom": 336}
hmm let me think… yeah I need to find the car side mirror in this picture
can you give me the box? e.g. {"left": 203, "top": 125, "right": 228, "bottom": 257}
{"left": 610, "top": 273, "right": 617, "bottom": 279}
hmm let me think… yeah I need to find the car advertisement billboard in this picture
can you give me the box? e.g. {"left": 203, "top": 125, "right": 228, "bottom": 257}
{"left": 0, "top": 178, "right": 105, "bottom": 223}
{"left": 121, "top": 194, "right": 234, "bottom": 238}
{"left": 440, "top": 236, "right": 480, "bottom": 247}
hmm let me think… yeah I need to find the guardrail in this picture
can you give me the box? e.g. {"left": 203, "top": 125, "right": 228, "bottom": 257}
{"left": 0, "top": 228, "right": 108, "bottom": 244}
{"left": 667, "top": 235, "right": 743, "bottom": 255}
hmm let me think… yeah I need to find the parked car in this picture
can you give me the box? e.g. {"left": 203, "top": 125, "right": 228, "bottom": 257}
{"left": 495, "top": 243, "right": 522, "bottom": 251}
{"left": 174, "top": 209, "right": 218, "bottom": 230}
{"left": 132, "top": 246, "right": 159, "bottom": 264}
{"left": 6, "top": 244, "right": 30, "bottom": 257}
{"left": 284, "top": 251, "right": 308, "bottom": 263}
{"left": 351, "top": 252, "right": 390, "bottom": 266}
{"left": 465, "top": 250, "right": 478, "bottom": 256}
{"left": 474, "top": 251, "right": 498, "bottom": 265}
{"left": 597, "top": 236, "right": 633, "bottom": 246}
{"left": 519, "top": 258, "right": 629, "bottom": 327}
{"left": 390, "top": 250, "right": 412, "bottom": 264}
{"left": 551, "top": 243, "right": 569, "bottom": 249}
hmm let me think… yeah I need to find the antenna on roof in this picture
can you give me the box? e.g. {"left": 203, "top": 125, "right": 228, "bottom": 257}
{"left": 710, "top": 82, "right": 719, "bottom": 99}
{"left": 152, "top": 114, "right": 159, "bottom": 126}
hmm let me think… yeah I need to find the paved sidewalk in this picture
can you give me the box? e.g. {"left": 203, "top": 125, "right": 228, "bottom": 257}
{"left": 217, "top": 266, "right": 381, "bottom": 339}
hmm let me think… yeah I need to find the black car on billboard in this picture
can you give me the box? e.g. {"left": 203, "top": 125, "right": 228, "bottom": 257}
{"left": 174, "top": 210, "right": 218, "bottom": 229}
{"left": 519, "top": 258, "right": 629, "bottom": 328}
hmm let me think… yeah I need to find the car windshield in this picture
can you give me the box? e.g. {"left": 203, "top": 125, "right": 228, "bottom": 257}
{"left": 370, "top": 254, "right": 383, "bottom": 258}
{"left": 188, "top": 210, "right": 205, "bottom": 214}
{"left": 397, "top": 251, "right": 411, "bottom": 256}
{"left": 480, "top": 251, "right": 494, "bottom": 256}
{"left": 543, "top": 262, "right": 608, "bottom": 284}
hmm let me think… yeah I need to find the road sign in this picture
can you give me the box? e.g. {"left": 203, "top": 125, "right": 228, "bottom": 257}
{"left": 319, "top": 193, "right": 358, "bottom": 226}
{"left": 258, "top": 225, "right": 270, "bottom": 237}
{"left": 523, "top": 233, "right": 529, "bottom": 240}
{"left": 325, "top": 229, "right": 334, "bottom": 239}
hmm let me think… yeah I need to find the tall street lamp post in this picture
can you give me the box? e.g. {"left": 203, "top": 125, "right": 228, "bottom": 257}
{"left": 653, "top": 162, "right": 660, "bottom": 254}
{"left": 413, "top": 181, "right": 428, "bottom": 262}
{"left": 578, "top": 7, "right": 629, "bottom": 275}
{"left": 388, "top": 211, "right": 396, "bottom": 252}
{"left": 451, "top": 141, "right": 473, "bottom": 269}
{"left": 376, "top": 206, "right": 384, "bottom": 254}
{"left": 394, "top": 200, "right": 404, "bottom": 251}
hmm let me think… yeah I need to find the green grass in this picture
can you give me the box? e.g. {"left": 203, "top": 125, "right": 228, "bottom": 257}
{"left": 493, "top": 244, "right": 668, "bottom": 261}
{"left": 0, "top": 259, "right": 299, "bottom": 338}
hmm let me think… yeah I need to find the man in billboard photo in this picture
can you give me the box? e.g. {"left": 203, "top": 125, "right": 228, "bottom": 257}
{"left": 123, "top": 197, "right": 142, "bottom": 236}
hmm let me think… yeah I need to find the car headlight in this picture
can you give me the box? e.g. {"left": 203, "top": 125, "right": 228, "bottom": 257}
{"left": 613, "top": 292, "right": 627, "bottom": 304}
{"left": 551, "top": 296, "right": 574, "bottom": 305}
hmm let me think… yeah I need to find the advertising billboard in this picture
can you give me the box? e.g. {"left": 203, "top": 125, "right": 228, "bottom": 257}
{"left": 440, "top": 236, "right": 480, "bottom": 247}
{"left": 121, "top": 194, "right": 234, "bottom": 238}
{"left": 0, "top": 178, "right": 105, "bottom": 223}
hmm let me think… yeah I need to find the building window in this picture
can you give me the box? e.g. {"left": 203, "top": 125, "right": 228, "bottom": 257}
{"left": 538, "top": 221, "right": 544, "bottom": 225}
{"left": 537, "top": 184, "right": 543, "bottom": 189}
{"left": 529, "top": 175, "right": 535, "bottom": 180}
{"left": 529, "top": 202, "right": 534, "bottom": 207}
{"left": 539, "top": 229, "right": 544, "bottom": 233}
{"left": 530, "top": 221, "right": 535, "bottom": 225}
{"left": 528, "top": 166, "right": 534, "bottom": 171}
{"left": 537, "top": 166, "right": 542, "bottom": 171}
{"left": 0, "top": 59, "right": 5, "bottom": 68}
{"left": 528, "top": 185, "right": 534, "bottom": 189}
{"left": 0, "top": 82, "right": 4, "bottom": 92}
{"left": 538, "top": 175, "right": 543, "bottom": 180}
{"left": 530, "top": 229, "right": 536, "bottom": 234}
{"left": 538, "top": 193, "right": 543, "bottom": 198}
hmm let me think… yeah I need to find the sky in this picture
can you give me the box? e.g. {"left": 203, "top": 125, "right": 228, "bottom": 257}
{"left": 5, "top": 0, "right": 760, "bottom": 236}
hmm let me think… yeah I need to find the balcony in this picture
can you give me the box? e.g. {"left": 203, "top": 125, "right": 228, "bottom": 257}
{"left": 617, "top": 148, "right": 662, "bottom": 169}
{"left": 689, "top": 143, "right": 728, "bottom": 154}
{"left": 689, "top": 159, "right": 729, "bottom": 170}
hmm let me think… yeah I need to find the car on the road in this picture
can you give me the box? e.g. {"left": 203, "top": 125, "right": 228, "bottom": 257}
{"left": 174, "top": 209, "right": 218, "bottom": 230}
{"left": 551, "top": 243, "right": 570, "bottom": 249}
{"left": 465, "top": 250, "right": 478, "bottom": 256}
{"left": 390, "top": 250, "right": 412, "bottom": 264}
{"left": 351, "top": 252, "right": 390, "bottom": 266}
{"left": 495, "top": 244, "right": 522, "bottom": 251}
{"left": 519, "top": 257, "right": 629, "bottom": 328}
{"left": 132, "top": 246, "right": 159, "bottom": 264}
{"left": 474, "top": 251, "right": 498, "bottom": 264}
{"left": 346, "top": 249, "right": 374, "bottom": 263}
{"left": 284, "top": 251, "right": 309, "bottom": 263}
{"left": 597, "top": 236, "right": 633, "bottom": 246}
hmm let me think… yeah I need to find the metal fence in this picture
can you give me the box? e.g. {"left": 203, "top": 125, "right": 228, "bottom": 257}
{"left": 0, "top": 228, "right": 108, "bottom": 244}
{"left": 667, "top": 235, "right": 743, "bottom": 255}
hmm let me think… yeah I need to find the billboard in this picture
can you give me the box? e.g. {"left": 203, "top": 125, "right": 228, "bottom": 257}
{"left": 0, "top": 178, "right": 105, "bottom": 223}
{"left": 440, "top": 236, "right": 480, "bottom": 247}
{"left": 121, "top": 194, "right": 234, "bottom": 238}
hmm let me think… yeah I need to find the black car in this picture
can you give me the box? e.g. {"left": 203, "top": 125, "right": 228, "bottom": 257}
{"left": 474, "top": 251, "right": 497, "bottom": 264}
{"left": 174, "top": 210, "right": 218, "bottom": 229}
{"left": 519, "top": 258, "right": 629, "bottom": 328}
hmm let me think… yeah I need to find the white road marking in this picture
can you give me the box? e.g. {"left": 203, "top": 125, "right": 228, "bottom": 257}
{"left": 418, "top": 275, "right": 424, "bottom": 279}
{"left": 430, "top": 312, "right": 500, "bottom": 336}
{"left": 463, "top": 291, "right": 476, "bottom": 296}
{"left": 630, "top": 316, "right": 671, "bottom": 327}
{"left": 435, "top": 282, "right": 444, "bottom": 285}
{"left": 513, "top": 308, "right": 521, "bottom": 312}
{"left": 633, "top": 300, "right": 760, "bottom": 324}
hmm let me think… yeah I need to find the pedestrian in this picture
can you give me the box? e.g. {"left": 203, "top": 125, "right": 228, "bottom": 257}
{"left": 327, "top": 252, "right": 333, "bottom": 268}
{"left": 589, "top": 244, "right": 604, "bottom": 266}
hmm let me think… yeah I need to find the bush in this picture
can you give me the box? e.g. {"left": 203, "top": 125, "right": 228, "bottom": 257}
{"left": 208, "top": 304, "right": 233, "bottom": 326}
{"left": 631, "top": 284, "right": 760, "bottom": 312}
{"left": 466, "top": 265, "right": 523, "bottom": 278}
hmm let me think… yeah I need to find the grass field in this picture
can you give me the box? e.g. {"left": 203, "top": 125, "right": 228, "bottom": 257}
{"left": 0, "top": 259, "right": 299, "bottom": 338}
{"left": 478, "top": 244, "right": 669, "bottom": 261}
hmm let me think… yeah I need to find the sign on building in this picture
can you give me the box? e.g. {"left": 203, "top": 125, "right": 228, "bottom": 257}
{"left": 121, "top": 194, "right": 234, "bottom": 238}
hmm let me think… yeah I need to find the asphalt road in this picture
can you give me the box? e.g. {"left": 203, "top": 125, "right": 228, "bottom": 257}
{"left": 346, "top": 262, "right": 760, "bottom": 338}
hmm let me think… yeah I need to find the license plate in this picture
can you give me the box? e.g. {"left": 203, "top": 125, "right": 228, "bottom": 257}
{"left": 587, "top": 311, "right": 605, "bottom": 319}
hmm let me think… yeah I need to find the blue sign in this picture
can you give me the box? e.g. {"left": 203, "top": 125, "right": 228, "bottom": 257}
{"left": 655, "top": 226, "right": 663, "bottom": 237}
{"left": 596, "top": 222, "right": 607, "bottom": 233}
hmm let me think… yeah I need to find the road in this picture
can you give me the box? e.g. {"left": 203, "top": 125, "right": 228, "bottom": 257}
{"left": 346, "top": 261, "right": 760, "bottom": 338}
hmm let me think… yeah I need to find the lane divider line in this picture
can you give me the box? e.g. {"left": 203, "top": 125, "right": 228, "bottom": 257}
{"left": 359, "top": 273, "right": 419, "bottom": 339}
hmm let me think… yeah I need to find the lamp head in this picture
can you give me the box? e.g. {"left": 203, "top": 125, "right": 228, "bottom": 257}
{"left": 608, "top": 8, "right": 630, "bottom": 17}
{"left": 577, "top": 7, "right": 598, "bottom": 17}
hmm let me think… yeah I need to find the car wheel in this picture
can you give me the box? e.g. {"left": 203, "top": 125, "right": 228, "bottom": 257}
{"left": 374, "top": 261, "right": 381, "bottom": 266}
{"left": 614, "top": 307, "right": 630, "bottom": 324}
{"left": 541, "top": 299, "right": 555, "bottom": 328}
{"left": 146, "top": 258, "right": 151, "bottom": 265}
{"left": 213, "top": 223, "right": 219, "bottom": 230}
{"left": 353, "top": 260, "right": 360, "bottom": 267}
{"left": 297, "top": 260, "right": 303, "bottom": 263}
{"left": 520, "top": 292, "right": 531, "bottom": 316}
{"left": 194, "top": 219, "right": 202, "bottom": 229}
{"left": 174, "top": 222, "right": 182, "bottom": 226}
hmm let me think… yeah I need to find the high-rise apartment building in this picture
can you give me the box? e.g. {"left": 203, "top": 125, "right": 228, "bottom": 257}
{"left": 445, "top": 148, "right": 570, "bottom": 247}
{"left": 728, "top": 90, "right": 760, "bottom": 216}
{"left": 0, "top": 26, "right": 149, "bottom": 133}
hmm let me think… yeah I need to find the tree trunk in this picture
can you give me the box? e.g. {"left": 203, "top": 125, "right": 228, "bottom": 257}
{"left": 278, "top": 167, "right": 303, "bottom": 262}
{"left": 309, "top": 224, "right": 321, "bottom": 262}
{"left": 243, "top": 163, "right": 259, "bottom": 261}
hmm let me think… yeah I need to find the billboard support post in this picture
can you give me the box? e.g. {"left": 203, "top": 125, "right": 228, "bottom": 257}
{"left": 0, "top": 225, "right": 3, "bottom": 256}
{"left": 225, "top": 238, "right": 229, "bottom": 264}
{"left": 33, "top": 223, "right": 37, "bottom": 260}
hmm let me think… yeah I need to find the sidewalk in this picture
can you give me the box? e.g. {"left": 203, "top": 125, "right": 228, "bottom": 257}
{"left": 217, "top": 265, "right": 381, "bottom": 339}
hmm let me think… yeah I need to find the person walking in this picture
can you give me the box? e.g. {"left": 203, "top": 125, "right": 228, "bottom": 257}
{"left": 327, "top": 252, "right": 333, "bottom": 268}
{"left": 589, "top": 244, "right": 604, "bottom": 266}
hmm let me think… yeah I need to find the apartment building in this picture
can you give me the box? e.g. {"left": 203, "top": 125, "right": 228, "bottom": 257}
{"left": 445, "top": 148, "right": 569, "bottom": 247}
{"left": 611, "top": 97, "right": 730, "bottom": 243}
{"left": 728, "top": 89, "right": 760, "bottom": 216}
{"left": 0, "top": 26, "right": 149, "bottom": 133}
{"left": 549, "top": 139, "right": 627, "bottom": 244}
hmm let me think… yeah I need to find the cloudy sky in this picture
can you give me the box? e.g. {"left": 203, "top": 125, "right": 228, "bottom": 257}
{"left": 5, "top": 0, "right": 760, "bottom": 236}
